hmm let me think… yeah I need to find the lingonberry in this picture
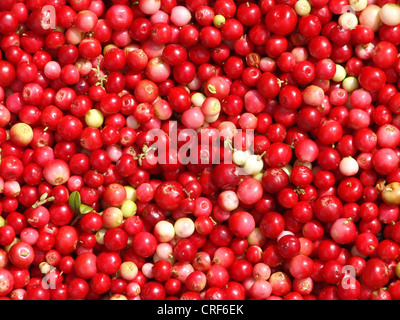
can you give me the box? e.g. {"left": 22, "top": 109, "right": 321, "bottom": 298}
{"left": 2, "top": 0, "right": 400, "bottom": 302}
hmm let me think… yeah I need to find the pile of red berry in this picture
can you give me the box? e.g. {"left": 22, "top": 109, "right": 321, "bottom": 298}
{"left": 1, "top": 0, "right": 400, "bottom": 301}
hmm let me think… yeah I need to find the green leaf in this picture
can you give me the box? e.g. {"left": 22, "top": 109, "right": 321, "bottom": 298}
{"left": 68, "top": 191, "right": 81, "bottom": 215}
{"left": 79, "top": 204, "right": 94, "bottom": 215}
